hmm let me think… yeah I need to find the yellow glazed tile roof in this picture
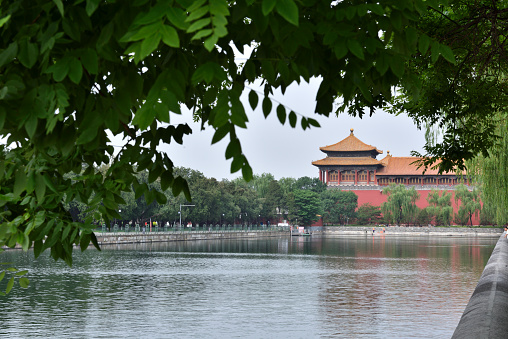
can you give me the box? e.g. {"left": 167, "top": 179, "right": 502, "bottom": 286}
{"left": 312, "top": 157, "right": 383, "bottom": 166}
{"left": 319, "top": 129, "right": 383, "bottom": 154}
{"left": 377, "top": 156, "right": 458, "bottom": 175}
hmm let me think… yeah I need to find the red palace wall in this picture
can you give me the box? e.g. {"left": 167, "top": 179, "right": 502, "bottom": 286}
{"left": 352, "top": 189, "right": 480, "bottom": 225}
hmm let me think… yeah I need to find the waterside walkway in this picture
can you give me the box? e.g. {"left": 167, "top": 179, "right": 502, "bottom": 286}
{"left": 96, "top": 226, "right": 288, "bottom": 245}
{"left": 452, "top": 233, "right": 508, "bottom": 338}
{"left": 319, "top": 226, "right": 503, "bottom": 236}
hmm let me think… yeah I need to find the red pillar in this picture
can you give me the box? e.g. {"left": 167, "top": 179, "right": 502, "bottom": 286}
{"left": 326, "top": 170, "right": 329, "bottom": 184}
{"left": 354, "top": 170, "right": 358, "bottom": 185}
{"left": 374, "top": 170, "right": 377, "bottom": 185}
{"left": 337, "top": 170, "right": 341, "bottom": 185}
{"left": 367, "top": 171, "right": 370, "bottom": 185}
{"left": 319, "top": 170, "right": 322, "bottom": 182}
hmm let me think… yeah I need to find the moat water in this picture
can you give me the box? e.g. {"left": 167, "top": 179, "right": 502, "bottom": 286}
{"left": 1, "top": 235, "right": 498, "bottom": 338}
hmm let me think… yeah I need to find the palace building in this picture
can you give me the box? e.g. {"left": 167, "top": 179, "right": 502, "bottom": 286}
{"left": 312, "top": 129, "right": 467, "bottom": 189}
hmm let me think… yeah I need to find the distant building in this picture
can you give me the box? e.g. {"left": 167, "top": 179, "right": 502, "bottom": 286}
{"left": 312, "top": 128, "right": 467, "bottom": 189}
{"left": 311, "top": 129, "right": 477, "bottom": 225}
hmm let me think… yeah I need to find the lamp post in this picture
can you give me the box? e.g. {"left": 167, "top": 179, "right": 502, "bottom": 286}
{"left": 179, "top": 204, "right": 195, "bottom": 227}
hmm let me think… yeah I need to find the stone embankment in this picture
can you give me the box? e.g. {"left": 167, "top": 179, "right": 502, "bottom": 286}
{"left": 318, "top": 226, "right": 503, "bottom": 236}
{"left": 452, "top": 233, "right": 508, "bottom": 338}
{"left": 96, "top": 230, "right": 285, "bottom": 245}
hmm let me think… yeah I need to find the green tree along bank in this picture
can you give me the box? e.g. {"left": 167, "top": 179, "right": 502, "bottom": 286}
{"left": 1, "top": 1, "right": 506, "bottom": 291}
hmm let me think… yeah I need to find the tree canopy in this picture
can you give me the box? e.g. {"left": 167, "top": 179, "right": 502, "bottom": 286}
{"left": 0, "top": 0, "right": 503, "bottom": 269}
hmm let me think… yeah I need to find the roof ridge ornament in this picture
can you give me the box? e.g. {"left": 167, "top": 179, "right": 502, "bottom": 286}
{"left": 350, "top": 128, "right": 354, "bottom": 135}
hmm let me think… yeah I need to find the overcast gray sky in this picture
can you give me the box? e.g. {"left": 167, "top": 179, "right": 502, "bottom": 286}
{"left": 163, "top": 78, "right": 427, "bottom": 181}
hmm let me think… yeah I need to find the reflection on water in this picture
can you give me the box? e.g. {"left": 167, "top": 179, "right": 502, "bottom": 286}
{"left": 0, "top": 235, "right": 497, "bottom": 338}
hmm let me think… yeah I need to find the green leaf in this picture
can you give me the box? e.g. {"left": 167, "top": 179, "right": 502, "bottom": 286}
{"left": 289, "top": 111, "right": 297, "bottom": 128}
{"left": 0, "top": 271, "right": 5, "bottom": 282}
{"left": 275, "top": 0, "right": 298, "bottom": 26}
{"left": 47, "top": 57, "right": 71, "bottom": 82}
{"left": 242, "top": 162, "right": 253, "bottom": 181}
{"left": 231, "top": 155, "right": 244, "bottom": 173}
{"left": 80, "top": 232, "right": 91, "bottom": 251}
{"left": 76, "top": 125, "right": 99, "bottom": 144}
{"left": 160, "top": 170, "right": 174, "bottom": 191}
{"left": 212, "top": 123, "right": 230, "bottom": 144}
{"left": 133, "top": 102, "right": 157, "bottom": 130}
{"left": 0, "top": 107, "right": 5, "bottom": 130}
{"left": 172, "top": 176, "right": 188, "bottom": 197}
{"left": 248, "top": 89, "right": 259, "bottom": 110}
{"left": 5, "top": 276, "right": 14, "bottom": 294}
{"left": 439, "top": 44, "right": 456, "bottom": 64}
{"left": 431, "top": 41, "right": 440, "bottom": 63}
{"left": 192, "top": 62, "right": 225, "bottom": 84}
{"left": 187, "top": 18, "right": 211, "bottom": 33}
{"left": 405, "top": 27, "right": 417, "bottom": 52}
{"left": 0, "top": 14, "right": 11, "bottom": 28}
{"left": 418, "top": 34, "right": 430, "bottom": 54}
{"left": 262, "top": 97, "right": 272, "bottom": 118}
{"left": 34, "top": 239, "right": 43, "bottom": 258}
{"left": 187, "top": 5, "right": 209, "bottom": 22}
{"left": 333, "top": 39, "right": 348, "bottom": 59}
{"left": 21, "top": 234, "right": 29, "bottom": 251}
{"left": 18, "top": 40, "right": 38, "bottom": 69}
{"left": 80, "top": 49, "right": 98, "bottom": 74}
{"left": 90, "top": 232, "right": 101, "bottom": 251}
{"left": 192, "top": 29, "right": 213, "bottom": 41}
{"left": 347, "top": 39, "right": 364, "bottom": 60}
{"left": 307, "top": 118, "right": 320, "bottom": 128}
{"left": 14, "top": 168, "right": 27, "bottom": 198}
{"left": 42, "top": 174, "right": 58, "bottom": 193}
{"left": 25, "top": 116, "right": 38, "bottom": 139}
{"left": 19, "top": 277, "right": 29, "bottom": 288}
{"left": 389, "top": 56, "right": 405, "bottom": 78}
{"left": 276, "top": 104, "right": 286, "bottom": 124}
{"left": 166, "top": 7, "right": 189, "bottom": 30}
{"left": 61, "top": 223, "right": 72, "bottom": 241}
{"left": 53, "top": 0, "right": 64, "bottom": 17}
{"left": 262, "top": 0, "right": 276, "bottom": 15}
{"left": 86, "top": 0, "right": 100, "bottom": 16}
{"left": 139, "top": 32, "right": 161, "bottom": 60}
{"left": 301, "top": 117, "right": 308, "bottom": 130}
{"left": 225, "top": 138, "right": 241, "bottom": 159}
{"left": 155, "top": 191, "right": 167, "bottom": 204}
{"left": 68, "top": 57, "right": 83, "bottom": 84}
{"left": 160, "top": 25, "right": 180, "bottom": 47}
{"left": 0, "top": 42, "right": 18, "bottom": 68}
{"left": 14, "top": 270, "right": 28, "bottom": 276}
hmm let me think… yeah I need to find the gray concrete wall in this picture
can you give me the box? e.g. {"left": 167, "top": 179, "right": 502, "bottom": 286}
{"left": 319, "top": 226, "right": 503, "bottom": 236}
{"left": 452, "top": 234, "right": 508, "bottom": 338}
{"left": 96, "top": 230, "right": 285, "bottom": 245}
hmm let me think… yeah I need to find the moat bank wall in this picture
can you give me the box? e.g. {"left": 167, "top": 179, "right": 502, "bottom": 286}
{"left": 452, "top": 234, "right": 508, "bottom": 338}
{"left": 96, "top": 230, "right": 284, "bottom": 245}
{"left": 318, "top": 226, "right": 503, "bottom": 236}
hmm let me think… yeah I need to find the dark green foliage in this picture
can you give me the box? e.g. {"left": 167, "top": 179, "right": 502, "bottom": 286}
{"left": 426, "top": 189, "right": 453, "bottom": 226}
{"left": 381, "top": 184, "right": 420, "bottom": 225}
{"left": 1, "top": 0, "right": 502, "bottom": 286}
{"left": 291, "top": 189, "right": 323, "bottom": 226}
{"left": 454, "top": 184, "right": 481, "bottom": 227}
{"left": 321, "top": 190, "right": 357, "bottom": 225}
{"left": 356, "top": 203, "right": 382, "bottom": 225}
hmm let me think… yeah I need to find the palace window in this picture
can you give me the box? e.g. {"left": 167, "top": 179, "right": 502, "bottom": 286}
{"left": 358, "top": 170, "right": 368, "bottom": 182}
{"left": 341, "top": 170, "right": 355, "bottom": 182}
{"left": 329, "top": 170, "right": 338, "bottom": 181}
{"left": 408, "top": 177, "right": 421, "bottom": 185}
{"left": 439, "top": 177, "right": 454, "bottom": 185}
{"left": 378, "top": 177, "right": 391, "bottom": 185}
{"left": 424, "top": 177, "right": 437, "bottom": 185}
{"left": 393, "top": 177, "right": 406, "bottom": 184}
